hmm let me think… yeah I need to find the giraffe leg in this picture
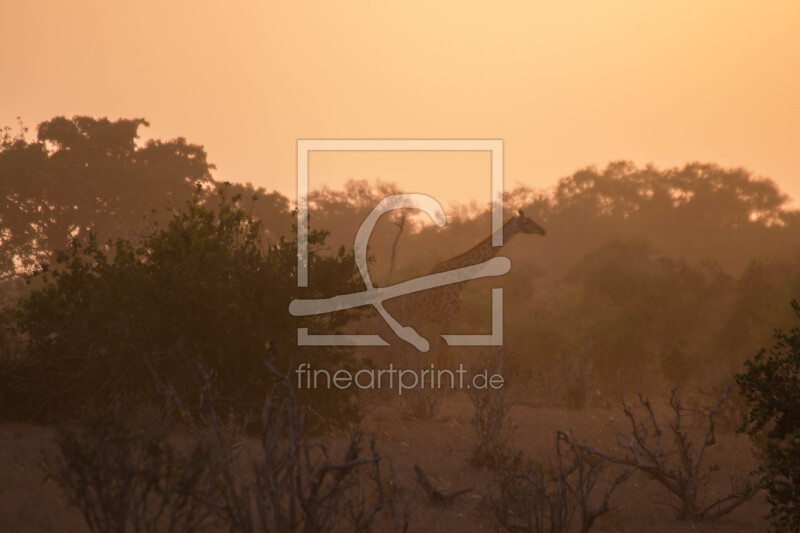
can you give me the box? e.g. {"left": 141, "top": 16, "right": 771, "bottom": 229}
{"left": 435, "top": 321, "right": 453, "bottom": 371}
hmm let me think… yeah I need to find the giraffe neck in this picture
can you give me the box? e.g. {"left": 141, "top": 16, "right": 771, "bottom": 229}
{"left": 431, "top": 218, "right": 520, "bottom": 273}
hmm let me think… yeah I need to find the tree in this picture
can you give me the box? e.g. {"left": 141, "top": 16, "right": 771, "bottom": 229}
{"left": 736, "top": 300, "right": 800, "bottom": 532}
{"left": 717, "top": 260, "right": 800, "bottom": 372}
{"left": 0, "top": 189, "right": 362, "bottom": 423}
{"left": 535, "top": 161, "right": 798, "bottom": 275}
{"left": 552, "top": 239, "right": 732, "bottom": 391}
{"left": 0, "top": 116, "right": 214, "bottom": 279}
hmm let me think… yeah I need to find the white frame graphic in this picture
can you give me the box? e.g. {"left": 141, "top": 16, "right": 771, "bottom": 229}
{"left": 296, "top": 139, "right": 504, "bottom": 347}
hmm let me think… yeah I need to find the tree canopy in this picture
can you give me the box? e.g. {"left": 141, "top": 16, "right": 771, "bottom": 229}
{"left": 1, "top": 116, "right": 213, "bottom": 279}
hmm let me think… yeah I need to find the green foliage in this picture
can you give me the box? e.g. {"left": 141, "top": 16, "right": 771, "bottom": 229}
{"left": 736, "top": 301, "right": 800, "bottom": 532}
{"left": 1, "top": 190, "right": 362, "bottom": 423}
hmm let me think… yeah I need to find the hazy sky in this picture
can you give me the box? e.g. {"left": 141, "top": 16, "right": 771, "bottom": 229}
{"left": 2, "top": 1, "right": 799, "bottom": 207}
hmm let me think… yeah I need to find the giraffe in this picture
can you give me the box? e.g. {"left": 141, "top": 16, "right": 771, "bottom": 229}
{"left": 382, "top": 210, "right": 546, "bottom": 368}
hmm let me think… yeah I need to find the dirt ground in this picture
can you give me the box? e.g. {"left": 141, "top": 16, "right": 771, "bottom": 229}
{"left": 0, "top": 392, "right": 769, "bottom": 532}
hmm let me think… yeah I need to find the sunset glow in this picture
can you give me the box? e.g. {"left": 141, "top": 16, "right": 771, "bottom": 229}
{"left": 2, "top": 1, "right": 799, "bottom": 203}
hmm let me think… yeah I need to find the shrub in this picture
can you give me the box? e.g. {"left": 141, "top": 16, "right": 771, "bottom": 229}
{"left": 47, "top": 356, "right": 413, "bottom": 533}
{"left": 46, "top": 410, "right": 218, "bottom": 533}
{"left": 490, "top": 431, "right": 629, "bottom": 533}
{"left": 468, "top": 351, "right": 517, "bottom": 468}
{"left": 574, "top": 388, "right": 755, "bottom": 521}
{"left": 1, "top": 189, "right": 362, "bottom": 423}
{"left": 736, "top": 300, "right": 800, "bottom": 532}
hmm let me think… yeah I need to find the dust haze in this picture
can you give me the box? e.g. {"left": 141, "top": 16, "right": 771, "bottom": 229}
{"left": 2, "top": 116, "right": 799, "bottom": 531}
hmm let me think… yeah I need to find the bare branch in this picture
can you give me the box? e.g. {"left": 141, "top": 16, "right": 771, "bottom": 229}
{"left": 571, "top": 388, "right": 756, "bottom": 522}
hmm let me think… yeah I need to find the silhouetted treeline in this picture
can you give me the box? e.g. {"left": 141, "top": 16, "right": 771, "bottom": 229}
{"left": 2, "top": 116, "right": 800, "bottom": 412}
{"left": 0, "top": 116, "right": 292, "bottom": 283}
{"left": 301, "top": 165, "right": 800, "bottom": 402}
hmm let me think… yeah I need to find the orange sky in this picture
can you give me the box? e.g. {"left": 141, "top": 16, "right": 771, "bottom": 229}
{"left": 2, "top": 1, "right": 799, "bottom": 207}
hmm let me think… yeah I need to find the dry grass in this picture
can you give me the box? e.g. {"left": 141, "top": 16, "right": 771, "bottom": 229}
{"left": 0, "top": 393, "right": 768, "bottom": 532}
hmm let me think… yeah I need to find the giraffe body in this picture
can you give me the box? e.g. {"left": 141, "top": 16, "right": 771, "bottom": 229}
{"left": 381, "top": 211, "right": 545, "bottom": 366}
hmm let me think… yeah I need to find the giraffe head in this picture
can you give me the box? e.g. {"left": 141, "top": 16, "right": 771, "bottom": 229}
{"left": 514, "top": 210, "right": 547, "bottom": 236}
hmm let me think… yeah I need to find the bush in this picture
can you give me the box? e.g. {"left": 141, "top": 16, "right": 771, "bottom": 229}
{"left": 47, "top": 357, "right": 412, "bottom": 533}
{"left": 490, "top": 431, "right": 629, "bottom": 533}
{"left": 1, "top": 189, "right": 362, "bottom": 423}
{"left": 736, "top": 300, "right": 800, "bottom": 532}
{"left": 46, "top": 410, "right": 218, "bottom": 533}
{"left": 573, "top": 388, "right": 755, "bottom": 521}
{"left": 468, "top": 351, "right": 518, "bottom": 468}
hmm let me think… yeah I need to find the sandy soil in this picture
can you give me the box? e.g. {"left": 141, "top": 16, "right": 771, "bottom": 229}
{"left": 0, "top": 393, "right": 769, "bottom": 532}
